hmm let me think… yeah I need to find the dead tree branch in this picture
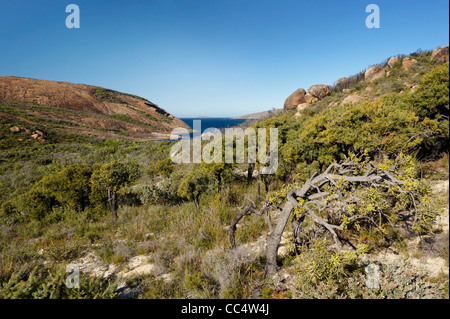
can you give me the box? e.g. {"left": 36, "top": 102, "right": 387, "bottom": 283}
{"left": 263, "top": 158, "right": 406, "bottom": 276}
{"left": 227, "top": 198, "right": 269, "bottom": 249}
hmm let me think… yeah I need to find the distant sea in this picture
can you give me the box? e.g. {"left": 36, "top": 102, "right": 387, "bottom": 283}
{"left": 178, "top": 117, "right": 252, "bottom": 138}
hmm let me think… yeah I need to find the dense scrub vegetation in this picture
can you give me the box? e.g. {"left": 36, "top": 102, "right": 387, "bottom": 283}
{"left": 0, "top": 49, "right": 448, "bottom": 299}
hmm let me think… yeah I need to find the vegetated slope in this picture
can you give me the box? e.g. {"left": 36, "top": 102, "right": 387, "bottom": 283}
{"left": 232, "top": 108, "right": 283, "bottom": 120}
{"left": 0, "top": 48, "right": 448, "bottom": 300}
{"left": 0, "top": 76, "right": 189, "bottom": 140}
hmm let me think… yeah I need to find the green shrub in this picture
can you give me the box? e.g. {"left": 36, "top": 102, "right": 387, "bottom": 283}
{"left": 344, "top": 259, "right": 447, "bottom": 299}
{"left": 146, "top": 157, "right": 175, "bottom": 178}
{"left": 177, "top": 168, "right": 217, "bottom": 210}
{"left": 94, "top": 87, "right": 126, "bottom": 104}
{"left": 7, "top": 164, "right": 93, "bottom": 221}
{"left": 141, "top": 275, "right": 184, "bottom": 299}
{"left": 293, "top": 247, "right": 446, "bottom": 299}
{"left": 295, "top": 238, "right": 358, "bottom": 288}
{"left": 407, "top": 63, "right": 449, "bottom": 119}
{"left": 0, "top": 265, "right": 117, "bottom": 299}
{"left": 90, "top": 160, "right": 142, "bottom": 219}
{"left": 16, "top": 188, "right": 57, "bottom": 220}
{"left": 137, "top": 172, "right": 183, "bottom": 205}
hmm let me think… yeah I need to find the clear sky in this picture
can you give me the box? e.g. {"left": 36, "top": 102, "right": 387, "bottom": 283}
{"left": 0, "top": 0, "right": 448, "bottom": 117}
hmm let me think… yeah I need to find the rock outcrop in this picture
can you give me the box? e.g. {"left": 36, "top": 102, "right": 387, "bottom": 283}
{"left": 307, "top": 84, "right": 331, "bottom": 100}
{"left": 284, "top": 85, "right": 331, "bottom": 112}
{"left": 340, "top": 94, "right": 364, "bottom": 105}
{"left": 365, "top": 65, "right": 386, "bottom": 83}
{"left": 284, "top": 88, "right": 306, "bottom": 110}
{"left": 387, "top": 57, "right": 399, "bottom": 68}
{"left": 431, "top": 46, "right": 449, "bottom": 61}
{"left": 0, "top": 76, "right": 190, "bottom": 140}
{"left": 9, "top": 125, "right": 47, "bottom": 141}
{"left": 336, "top": 77, "right": 348, "bottom": 86}
{"left": 302, "top": 93, "right": 319, "bottom": 104}
{"left": 296, "top": 103, "right": 311, "bottom": 111}
{"left": 401, "top": 57, "right": 417, "bottom": 70}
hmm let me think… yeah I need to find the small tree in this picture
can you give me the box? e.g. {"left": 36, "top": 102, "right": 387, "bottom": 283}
{"left": 177, "top": 168, "right": 216, "bottom": 210}
{"left": 7, "top": 164, "right": 93, "bottom": 221}
{"left": 90, "top": 161, "right": 141, "bottom": 221}
{"left": 146, "top": 157, "right": 175, "bottom": 179}
{"left": 40, "top": 164, "right": 93, "bottom": 211}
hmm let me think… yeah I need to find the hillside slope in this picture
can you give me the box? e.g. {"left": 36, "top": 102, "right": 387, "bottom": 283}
{"left": 0, "top": 76, "right": 189, "bottom": 140}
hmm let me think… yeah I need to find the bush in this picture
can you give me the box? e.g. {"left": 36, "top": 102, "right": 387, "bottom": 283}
{"left": 146, "top": 157, "right": 175, "bottom": 179}
{"left": 344, "top": 259, "right": 447, "bottom": 299}
{"left": 15, "top": 188, "right": 58, "bottom": 221}
{"left": 90, "top": 160, "right": 142, "bottom": 219}
{"left": 292, "top": 242, "right": 447, "bottom": 299}
{"left": 295, "top": 238, "right": 358, "bottom": 288}
{"left": 177, "top": 168, "right": 217, "bottom": 210}
{"left": 94, "top": 87, "right": 126, "bottom": 104}
{"left": 137, "top": 172, "right": 183, "bottom": 205}
{"left": 7, "top": 164, "right": 93, "bottom": 221}
{"left": 407, "top": 63, "right": 449, "bottom": 119}
{"left": 0, "top": 265, "right": 117, "bottom": 299}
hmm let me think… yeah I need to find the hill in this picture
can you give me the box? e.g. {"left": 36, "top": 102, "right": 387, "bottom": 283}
{"left": 0, "top": 76, "right": 189, "bottom": 140}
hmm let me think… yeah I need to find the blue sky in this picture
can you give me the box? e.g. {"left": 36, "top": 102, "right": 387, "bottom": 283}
{"left": 0, "top": 0, "right": 448, "bottom": 117}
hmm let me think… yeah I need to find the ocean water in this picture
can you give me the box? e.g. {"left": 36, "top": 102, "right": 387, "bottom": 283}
{"left": 178, "top": 118, "right": 252, "bottom": 139}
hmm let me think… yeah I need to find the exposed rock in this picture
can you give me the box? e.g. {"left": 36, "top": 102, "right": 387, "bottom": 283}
{"left": 335, "top": 77, "right": 348, "bottom": 91}
{"left": 307, "top": 84, "right": 331, "bottom": 100}
{"left": 73, "top": 252, "right": 117, "bottom": 279}
{"left": 365, "top": 65, "right": 386, "bottom": 82}
{"left": 9, "top": 126, "right": 21, "bottom": 132}
{"left": 340, "top": 94, "right": 364, "bottom": 105}
{"left": 284, "top": 88, "right": 306, "bottom": 110}
{"left": 401, "top": 57, "right": 417, "bottom": 70}
{"left": 404, "top": 82, "right": 419, "bottom": 92}
{"left": 431, "top": 46, "right": 449, "bottom": 61}
{"left": 328, "top": 101, "right": 339, "bottom": 108}
{"left": 387, "top": 56, "right": 399, "bottom": 68}
{"left": 294, "top": 112, "right": 302, "bottom": 118}
{"left": 296, "top": 103, "right": 311, "bottom": 111}
{"left": 118, "top": 255, "right": 158, "bottom": 280}
{"left": 72, "top": 252, "right": 168, "bottom": 296}
{"left": 302, "top": 93, "right": 319, "bottom": 104}
{"left": 336, "top": 77, "right": 348, "bottom": 86}
{"left": 29, "top": 130, "right": 47, "bottom": 142}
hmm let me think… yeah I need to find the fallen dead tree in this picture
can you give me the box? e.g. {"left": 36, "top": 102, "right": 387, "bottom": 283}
{"left": 228, "top": 155, "right": 438, "bottom": 276}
